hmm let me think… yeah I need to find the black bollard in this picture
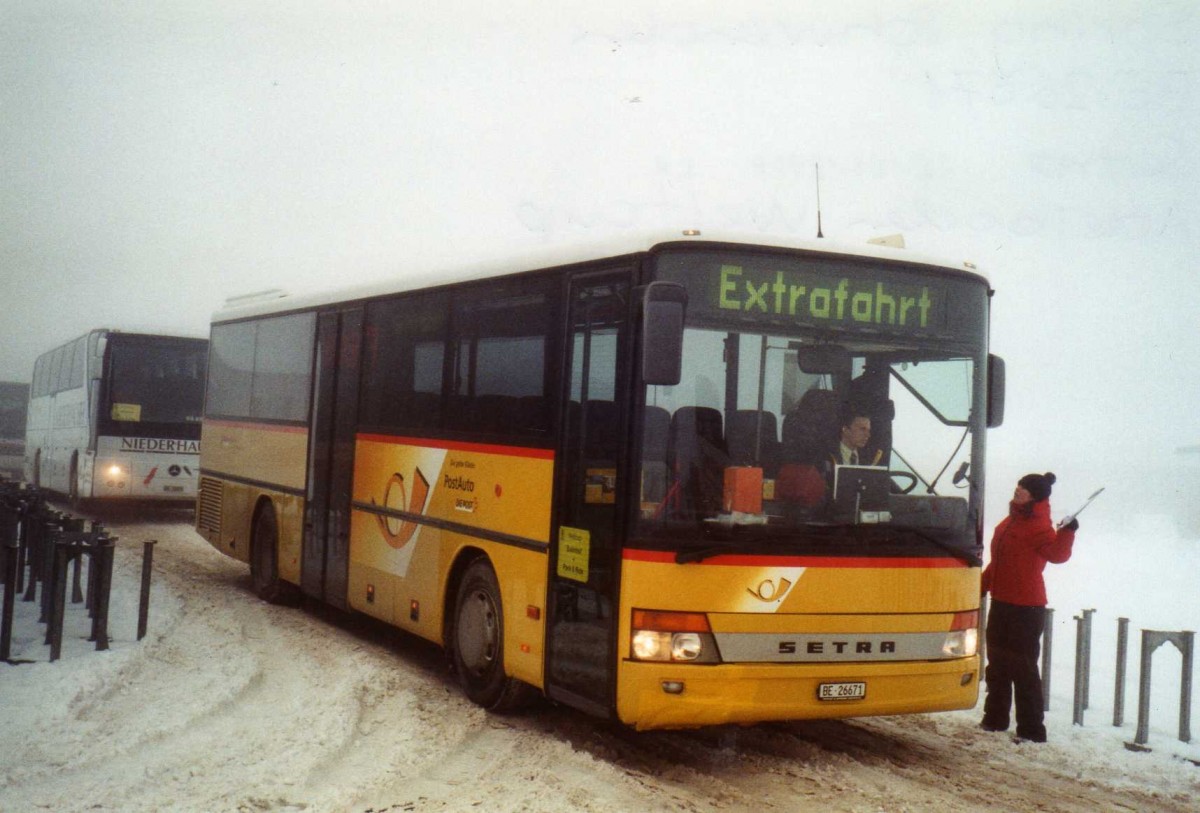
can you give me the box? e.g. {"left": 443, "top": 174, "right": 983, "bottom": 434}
{"left": 137, "top": 540, "right": 156, "bottom": 641}
{"left": 22, "top": 509, "right": 43, "bottom": 603}
{"left": 71, "top": 547, "right": 84, "bottom": 604}
{"left": 1, "top": 522, "right": 18, "bottom": 661}
{"left": 15, "top": 509, "right": 27, "bottom": 594}
{"left": 38, "top": 513, "right": 63, "bottom": 623}
{"left": 90, "top": 534, "right": 116, "bottom": 651}
{"left": 41, "top": 520, "right": 63, "bottom": 641}
{"left": 49, "top": 542, "right": 73, "bottom": 661}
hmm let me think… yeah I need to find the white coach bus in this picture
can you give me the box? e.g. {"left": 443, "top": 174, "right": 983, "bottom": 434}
{"left": 24, "top": 329, "right": 208, "bottom": 505}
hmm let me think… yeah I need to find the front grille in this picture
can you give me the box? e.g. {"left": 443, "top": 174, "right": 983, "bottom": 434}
{"left": 198, "top": 477, "right": 223, "bottom": 534}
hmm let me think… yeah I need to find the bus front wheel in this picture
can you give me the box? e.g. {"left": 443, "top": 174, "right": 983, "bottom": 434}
{"left": 451, "top": 558, "right": 535, "bottom": 713}
{"left": 251, "top": 504, "right": 289, "bottom": 604}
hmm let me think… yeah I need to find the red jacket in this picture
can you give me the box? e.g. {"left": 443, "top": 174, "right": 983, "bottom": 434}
{"left": 981, "top": 499, "right": 1075, "bottom": 607}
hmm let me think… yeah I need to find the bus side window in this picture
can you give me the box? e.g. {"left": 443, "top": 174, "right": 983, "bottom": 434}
{"left": 360, "top": 292, "right": 449, "bottom": 435}
{"left": 448, "top": 277, "right": 556, "bottom": 439}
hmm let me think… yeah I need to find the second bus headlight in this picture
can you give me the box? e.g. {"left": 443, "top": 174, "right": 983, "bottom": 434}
{"left": 942, "top": 611, "right": 980, "bottom": 657}
{"left": 101, "top": 461, "right": 130, "bottom": 488}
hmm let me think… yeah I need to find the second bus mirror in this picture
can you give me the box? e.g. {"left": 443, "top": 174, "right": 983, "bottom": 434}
{"left": 642, "top": 282, "right": 688, "bottom": 386}
{"left": 987, "top": 354, "right": 1005, "bottom": 428}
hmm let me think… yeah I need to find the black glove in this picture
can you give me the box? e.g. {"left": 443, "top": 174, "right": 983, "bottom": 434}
{"left": 1064, "top": 518, "right": 1079, "bottom": 532}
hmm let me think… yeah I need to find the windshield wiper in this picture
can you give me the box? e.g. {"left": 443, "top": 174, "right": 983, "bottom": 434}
{"left": 887, "top": 527, "right": 982, "bottom": 567}
{"left": 676, "top": 543, "right": 740, "bottom": 564}
{"left": 673, "top": 524, "right": 859, "bottom": 564}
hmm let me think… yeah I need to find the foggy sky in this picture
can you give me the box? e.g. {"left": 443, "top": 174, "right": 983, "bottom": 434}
{"left": 3, "top": 2, "right": 1199, "bottom": 522}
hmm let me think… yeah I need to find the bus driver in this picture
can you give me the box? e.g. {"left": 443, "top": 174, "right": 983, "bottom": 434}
{"left": 834, "top": 405, "right": 882, "bottom": 467}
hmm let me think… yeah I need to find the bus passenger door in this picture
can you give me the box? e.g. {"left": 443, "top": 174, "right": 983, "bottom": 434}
{"left": 545, "top": 272, "right": 629, "bottom": 717}
{"left": 302, "top": 307, "right": 363, "bottom": 610}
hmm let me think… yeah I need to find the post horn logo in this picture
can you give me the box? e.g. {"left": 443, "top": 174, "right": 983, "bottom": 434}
{"left": 372, "top": 468, "right": 430, "bottom": 550}
{"left": 747, "top": 577, "right": 794, "bottom": 604}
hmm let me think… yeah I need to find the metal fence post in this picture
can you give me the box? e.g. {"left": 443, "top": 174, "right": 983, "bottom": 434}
{"left": 137, "top": 540, "right": 156, "bottom": 641}
{"left": 1133, "top": 629, "right": 1196, "bottom": 748}
{"left": 1114, "top": 617, "right": 1129, "bottom": 727}
{"left": 41, "top": 518, "right": 62, "bottom": 641}
{"left": 1081, "top": 608, "right": 1096, "bottom": 710}
{"left": 979, "top": 594, "right": 988, "bottom": 665}
{"left": 15, "top": 512, "right": 26, "bottom": 594}
{"left": 1073, "top": 614, "right": 1086, "bottom": 726}
{"left": 0, "top": 514, "right": 18, "bottom": 661}
{"left": 63, "top": 516, "right": 86, "bottom": 606}
{"left": 15, "top": 499, "right": 29, "bottom": 594}
{"left": 22, "top": 507, "right": 43, "bottom": 603}
{"left": 90, "top": 533, "right": 115, "bottom": 652}
{"left": 48, "top": 541, "right": 72, "bottom": 662}
{"left": 1134, "top": 631, "right": 1155, "bottom": 746}
{"left": 1180, "top": 631, "right": 1194, "bottom": 744}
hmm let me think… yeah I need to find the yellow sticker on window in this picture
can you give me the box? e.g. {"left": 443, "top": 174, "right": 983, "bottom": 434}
{"left": 111, "top": 403, "right": 142, "bottom": 421}
{"left": 556, "top": 526, "right": 590, "bottom": 583}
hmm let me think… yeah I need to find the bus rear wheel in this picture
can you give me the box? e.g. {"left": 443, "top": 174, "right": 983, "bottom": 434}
{"left": 451, "top": 558, "right": 535, "bottom": 713}
{"left": 251, "top": 504, "right": 291, "bottom": 604}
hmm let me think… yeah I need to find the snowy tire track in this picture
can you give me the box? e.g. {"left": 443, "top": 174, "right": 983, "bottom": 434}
{"left": 2, "top": 512, "right": 1196, "bottom": 812}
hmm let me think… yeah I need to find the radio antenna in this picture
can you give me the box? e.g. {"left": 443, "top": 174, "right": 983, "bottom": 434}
{"left": 815, "top": 163, "right": 824, "bottom": 239}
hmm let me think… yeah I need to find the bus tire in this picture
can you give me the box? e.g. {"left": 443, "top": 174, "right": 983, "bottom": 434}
{"left": 251, "top": 503, "right": 292, "bottom": 605}
{"left": 451, "top": 558, "right": 535, "bottom": 713}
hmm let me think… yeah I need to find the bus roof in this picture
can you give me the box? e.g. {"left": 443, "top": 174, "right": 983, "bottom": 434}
{"left": 36, "top": 328, "right": 208, "bottom": 356}
{"left": 211, "top": 230, "right": 987, "bottom": 324}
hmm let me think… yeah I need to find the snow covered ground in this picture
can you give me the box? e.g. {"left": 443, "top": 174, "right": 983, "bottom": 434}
{"left": 2, "top": 507, "right": 1197, "bottom": 813}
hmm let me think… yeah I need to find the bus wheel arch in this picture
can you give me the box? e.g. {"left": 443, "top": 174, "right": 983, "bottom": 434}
{"left": 250, "top": 498, "right": 295, "bottom": 605}
{"left": 447, "top": 552, "right": 536, "bottom": 713}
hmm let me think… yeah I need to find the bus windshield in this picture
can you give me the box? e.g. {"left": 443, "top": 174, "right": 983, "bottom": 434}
{"left": 635, "top": 247, "right": 989, "bottom": 560}
{"left": 102, "top": 337, "right": 208, "bottom": 434}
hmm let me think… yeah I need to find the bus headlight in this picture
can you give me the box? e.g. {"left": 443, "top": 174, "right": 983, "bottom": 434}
{"left": 632, "top": 630, "right": 670, "bottom": 660}
{"left": 100, "top": 461, "right": 130, "bottom": 488}
{"left": 671, "top": 632, "right": 704, "bottom": 661}
{"left": 630, "top": 610, "right": 720, "bottom": 663}
{"left": 942, "top": 611, "right": 980, "bottom": 657}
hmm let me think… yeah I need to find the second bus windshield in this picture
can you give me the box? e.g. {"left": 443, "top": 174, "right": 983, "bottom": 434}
{"left": 104, "top": 338, "right": 208, "bottom": 430}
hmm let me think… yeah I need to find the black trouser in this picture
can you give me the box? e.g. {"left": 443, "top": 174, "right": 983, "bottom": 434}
{"left": 983, "top": 600, "right": 1047, "bottom": 739}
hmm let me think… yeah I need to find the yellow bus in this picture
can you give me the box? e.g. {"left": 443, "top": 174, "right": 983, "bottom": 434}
{"left": 196, "top": 233, "right": 1005, "bottom": 730}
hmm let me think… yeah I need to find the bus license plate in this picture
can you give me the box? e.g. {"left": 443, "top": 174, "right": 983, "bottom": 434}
{"left": 818, "top": 682, "right": 866, "bottom": 701}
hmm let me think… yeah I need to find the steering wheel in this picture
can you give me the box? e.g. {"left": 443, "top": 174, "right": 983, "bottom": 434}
{"left": 889, "top": 471, "right": 918, "bottom": 494}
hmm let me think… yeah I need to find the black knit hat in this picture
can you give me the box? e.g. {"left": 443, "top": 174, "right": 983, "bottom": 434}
{"left": 1018, "top": 472, "right": 1057, "bottom": 502}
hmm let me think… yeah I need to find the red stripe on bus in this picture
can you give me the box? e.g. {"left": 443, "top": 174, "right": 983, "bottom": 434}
{"left": 356, "top": 433, "right": 556, "bottom": 460}
{"left": 622, "top": 548, "right": 969, "bottom": 568}
{"left": 204, "top": 418, "right": 308, "bottom": 434}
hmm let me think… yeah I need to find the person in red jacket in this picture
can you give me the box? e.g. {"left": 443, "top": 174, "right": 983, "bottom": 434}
{"left": 979, "top": 472, "right": 1078, "bottom": 743}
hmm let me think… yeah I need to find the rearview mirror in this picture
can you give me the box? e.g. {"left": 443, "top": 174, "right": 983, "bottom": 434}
{"left": 796, "top": 344, "right": 851, "bottom": 378}
{"left": 641, "top": 282, "right": 687, "bottom": 386}
{"left": 987, "top": 354, "right": 1005, "bottom": 428}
